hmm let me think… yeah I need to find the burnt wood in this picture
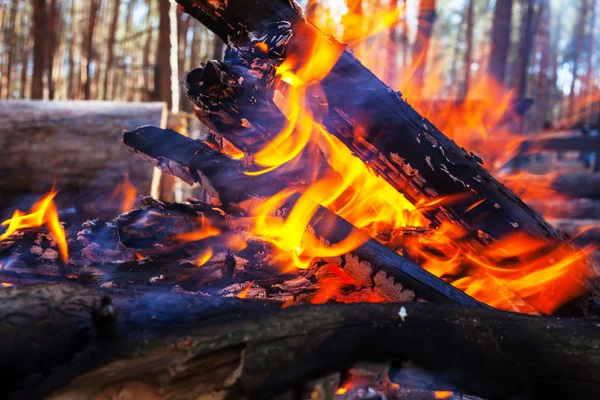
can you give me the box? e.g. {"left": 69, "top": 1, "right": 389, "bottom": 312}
{"left": 2, "top": 283, "right": 599, "bottom": 399}
{"left": 174, "top": 0, "right": 568, "bottom": 246}
{"left": 123, "top": 126, "right": 485, "bottom": 307}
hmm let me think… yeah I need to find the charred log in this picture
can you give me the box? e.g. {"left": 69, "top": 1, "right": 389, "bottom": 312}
{"left": 2, "top": 283, "right": 599, "bottom": 399}
{"left": 174, "top": 0, "right": 569, "bottom": 248}
{"left": 123, "top": 126, "right": 485, "bottom": 307}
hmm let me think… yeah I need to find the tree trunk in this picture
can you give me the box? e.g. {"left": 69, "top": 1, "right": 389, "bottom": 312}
{"left": 31, "top": 0, "right": 48, "bottom": 99}
{"left": 585, "top": 0, "right": 597, "bottom": 124}
{"left": 83, "top": 0, "right": 101, "bottom": 100}
{"left": 462, "top": 0, "right": 474, "bottom": 98}
{"left": 488, "top": 0, "right": 513, "bottom": 85}
{"left": 385, "top": 0, "right": 399, "bottom": 88}
{"left": 0, "top": 0, "right": 18, "bottom": 99}
{"left": 154, "top": 0, "right": 172, "bottom": 107}
{"left": 46, "top": 0, "right": 59, "bottom": 99}
{"left": 142, "top": 0, "right": 154, "bottom": 101}
{"left": 536, "top": 1, "right": 551, "bottom": 127}
{"left": 3, "top": 283, "right": 600, "bottom": 399}
{"left": 66, "top": 0, "right": 77, "bottom": 99}
{"left": 412, "top": 0, "right": 437, "bottom": 94}
{"left": 568, "top": 0, "right": 588, "bottom": 118}
{"left": 516, "top": 0, "right": 536, "bottom": 99}
{"left": 103, "top": 0, "right": 121, "bottom": 100}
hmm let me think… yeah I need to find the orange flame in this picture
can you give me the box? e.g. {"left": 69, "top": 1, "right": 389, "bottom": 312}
{"left": 1, "top": 190, "right": 68, "bottom": 263}
{"left": 237, "top": 281, "right": 254, "bottom": 299}
{"left": 111, "top": 174, "right": 138, "bottom": 213}
{"left": 175, "top": 219, "right": 221, "bottom": 242}
{"left": 434, "top": 391, "right": 453, "bottom": 399}
{"left": 195, "top": 247, "right": 214, "bottom": 267}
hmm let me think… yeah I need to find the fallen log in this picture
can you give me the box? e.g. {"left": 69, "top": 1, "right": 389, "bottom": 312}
{"left": 123, "top": 126, "right": 485, "bottom": 307}
{"left": 175, "top": 0, "right": 568, "bottom": 250}
{"left": 2, "top": 283, "right": 599, "bottom": 399}
{"left": 0, "top": 100, "right": 166, "bottom": 216}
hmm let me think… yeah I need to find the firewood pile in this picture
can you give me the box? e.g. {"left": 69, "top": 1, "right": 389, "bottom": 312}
{"left": 1, "top": 1, "right": 599, "bottom": 399}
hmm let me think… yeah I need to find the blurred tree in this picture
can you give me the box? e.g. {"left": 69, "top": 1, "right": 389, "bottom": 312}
{"left": 412, "top": 0, "right": 437, "bottom": 94}
{"left": 155, "top": 0, "right": 172, "bottom": 107}
{"left": 568, "top": 0, "right": 589, "bottom": 118}
{"left": 31, "top": 0, "right": 48, "bottom": 99}
{"left": 83, "top": 0, "right": 101, "bottom": 99}
{"left": 488, "top": 0, "right": 513, "bottom": 85}
{"left": 1, "top": 0, "right": 18, "bottom": 99}
{"left": 103, "top": 0, "right": 121, "bottom": 100}
{"left": 516, "top": 0, "right": 537, "bottom": 99}
{"left": 462, "top": 0, "right": 474, "bottom": 98}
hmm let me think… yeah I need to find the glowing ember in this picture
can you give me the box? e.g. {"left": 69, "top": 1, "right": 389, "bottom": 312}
{"left": 175, "top": 219, "right": 221, "bottom": 242}
{"left": 1, "top": 190, "right": 68, "bottom": 263}
{"left": 237, "top": 281, "right": 254, "bottom": 299}
{"left": 434, "top": 391, "right": 453, "bottom": 399}
{"left": 195, "top": 247, "right": 214, "bottom": 267}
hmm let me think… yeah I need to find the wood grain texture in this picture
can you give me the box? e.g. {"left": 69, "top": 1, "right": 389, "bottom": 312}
{"left": 0, "top": 100, "right": 167, "bottom": 211}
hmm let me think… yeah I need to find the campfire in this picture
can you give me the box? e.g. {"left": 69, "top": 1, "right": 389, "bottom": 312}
{"left": 1, "top": 0, "right": 599, "bottom": 399}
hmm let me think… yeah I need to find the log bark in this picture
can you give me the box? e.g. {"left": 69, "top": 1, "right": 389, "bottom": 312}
{"left": 0, "top": 101, "right": 166, "bottom": 214}
{"left": 123, "top": 126, "right": 485, "bottom": 307}
{"left": 174, "top": 0, "right": 573, "bottom": 254}
{"left": 2, "top": 283, "right": 599, "bottom": 399}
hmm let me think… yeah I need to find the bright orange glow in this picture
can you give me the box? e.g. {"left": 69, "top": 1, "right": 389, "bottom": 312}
{"left": 175, "top": 219, "right": 221, "bottom": 242}
{"left": 237, "top": 281, "right": 253, "bottom": 299}
{"left": 195, "top": 247, "right": 214, "bottom": 267}
{"left": 434, "top": 391, "right": 453, "bottom": 399}
{"left": 1, "top": 190, "right": 68, "bottom": 263}
{"left": 335, "top": 387, "right": 348, "bottom": 395}
{"left": 111, "top": 175, "right": 138, "bottom": 213}
{"left": 1, "top": 282, "right": 12, "bottom": 287}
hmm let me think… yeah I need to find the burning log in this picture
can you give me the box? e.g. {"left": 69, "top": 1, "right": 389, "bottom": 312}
{"left": 172, "top": 1, "right": 597, "bottom": 315}
{"left": 123, "top": 126, "right": 484, "bottom": 307}
{"left": 0, "top": 101, "right": 166, "bottom": 215}
{"left": 175, "top": 0, "right": 567, "bottom": 247}
{"left": 2, "top": 282, "right": 600, "bottom": 399}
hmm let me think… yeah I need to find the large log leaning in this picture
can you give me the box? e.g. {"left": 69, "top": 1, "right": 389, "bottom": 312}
{"left": 1, "top": 283, "right": 599, "bottom": 399}
{"left": 123, "top": 126, "right": 484, "bottom": 307}
{"left": 174, "top": 0, "right": 576, "bottom": 260}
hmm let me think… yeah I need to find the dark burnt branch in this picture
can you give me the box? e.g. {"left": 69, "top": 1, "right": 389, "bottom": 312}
{"left": 174, "top": 0, "right": 561, "bottom": 241}
{"left": 2, "top": 283, "right": 599, "bottom": 399}
{"left": 123, "top": 126, "right": 484, "bottom": 307}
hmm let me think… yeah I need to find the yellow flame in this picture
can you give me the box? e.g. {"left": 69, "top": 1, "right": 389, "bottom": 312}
{"left": 1, "top": 190, "right": 68, "bottom": 263}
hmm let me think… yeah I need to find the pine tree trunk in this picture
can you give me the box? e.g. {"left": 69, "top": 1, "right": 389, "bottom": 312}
{"left": 83, "top": 0, "right": 101, "bottom": 100}
{"left": 142, "top": 0, "right": 154, "bottom": 101}
{"left": 385, "top": 0, "right": 399, "bottom": 88}
{"left": 585, "top": 0, "right": 596, "bottom": 124}
{"left": 31, "top": 0, "right": 48, "bottom": 99}
{"left": 66, "top": 0, "right": 76, "bottom": 99}
{"left": 536, "top": 1, "right": 551, "bottom": 127}
{"left": 568, "top": 0, "right": 589, "bottom": 119}
{"left": 462, "top": 0, "right": 474, "bottom": 98}
{"left": 488, "top": 0, "right": 513, "bottom": 85}
{"left": 155, "top": 0, "right": 172, "bottom": 107}
{"left": 412, "top": 0, "right": 437, "bottom": 94}
{"left": 103, "top": 0, "right": 121, "bottom": 100}
{"left": 516, "top": 0, "right": 536, "bottom": 99}
{"left": 46, "top": 0, "right": 59, "bottom": 99}
{"left": 0, "top": 0, "right": 18, "bottom": 99}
